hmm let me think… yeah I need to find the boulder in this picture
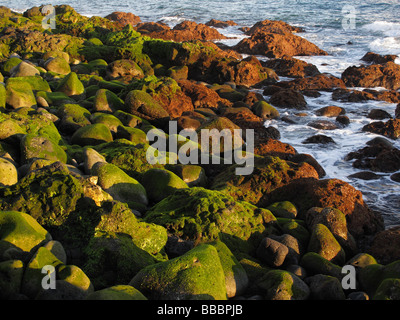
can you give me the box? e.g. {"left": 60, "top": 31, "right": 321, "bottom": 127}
{"left": 71, "top": 123, "right": 113, "bottom": 146}
{"left": 105, "top": 11, "right": 141, "bottom": 27}
{"left": 0, "top": 158, "right": 18, "bottom": 186}
{"left": 129, "top": 244, "right": 228, "bottom": 300}
{"left": 262, "top": 56, "right": 320, "bottom": 78}
{"left": 56, "top": 72, "right": 85, "bottom": 99}
{"left": 362, "top": 119, "right": 400, "bottom": 140}
{"left": 269, "top": 88, "right": 307, "bottom": 110}
{"left": 10, "top": 61, "right": 39, "bottom": 77}
{"left": 305, "top": 274, "right": 346, "bottom": 300}
{"left": 44, "top": 57, "right": 71, "bottom": 75}
{"left": 86, "top": 285, "right": 147, "bottom": 300}
{"left": 315, "top": 106, "right": 345, "bottom": 117}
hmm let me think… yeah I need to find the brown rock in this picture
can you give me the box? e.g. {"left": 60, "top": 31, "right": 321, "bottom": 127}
{"left": 245, "top": 19, "right": 305, "bottom": 35}
{"left": 332, "top": 88, "right": 400, "bottom": 104}
{"left": 315, "top": 106, "right": 346, "bottom": 117}
{"left": 106, "top": 59, "right": 145, "bottom": 82}
{"left": 368, "top": 227, "right": 400, "bottom": 264}
{"left": 269, "top": 88, "right": 307, "bottom": 110}
{"left": 361, "top": 52, "right": 397, "bottom": 65}
{"left": 136, "top": 21, "right": 170, "bottom": 34}
{"left": 308, "top": 120, "right": 338, "bottom": 130}
{"left": 253, "top": 138, "right": 297, "bottom": 158}
{"left": 105, "top": 11, "right": 141, "bottom": 27}
{"left": 396, "top": 103, "right": 400, "bottom": 119}
{"left": 362, "top": 118, "right": 400, "bottom": 140}
{"left": 278, "top": 73, "right": 346, "bottom": 92}
{"left": 367, "top": 109, "right": 392, "bottom": 120}
{"left": 205, "top": 19, "right": 238, "bottom": 28}
{"left": 262, "top": 56, "right": 320, "bottom": 78}
{"left": 341, "top": 62, "right": 400, "bottom": 91}
{"left": 261, "top": 178, "right": 384, "bottom": 238}
{"left": 234, "top": 31, "right": 327, "bottom": 58}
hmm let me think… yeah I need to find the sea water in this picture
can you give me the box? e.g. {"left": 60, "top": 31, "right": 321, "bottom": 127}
{"left": 3, "top": 0, "right": 400, "bottom": 227}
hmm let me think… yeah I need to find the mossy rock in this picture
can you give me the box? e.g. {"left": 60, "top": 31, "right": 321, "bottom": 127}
{"left": 93, "top": 140, "right": 165, "bottom": 179}
{"left": 90, "top": 112, "right": 123, "bottom": 133}
{"left": 5, "top": 80, "right": 37, "bottom": 109}
{"left": 43, "top": 51, "right": 70, "bottom": 64}
{"left": 373, "top": 278, "right": 400, "bottom": 300}
{"left": 93, "top": 88, "right": 124, "bottom": 113}
{"left": 83, "top": 231, "right": 159, "bottom": 290}
{"left": 347, "top": 253, "right": 378, "bottom": 269}
{"left": 129, "top": 244, "right": 228, "bottom": 300}
{"left": 115, "top": 126, "right": 148, "bottom": 145}
{"left": 56, "top": 72, "right": 85, "bottom": 98}
{"left": 0, "top": 259, "right": 24, "bottom": 299}
{"left": 124, "top": 89, "right": 169, "bottom": 123}
{"left": 44, "top": 57, "right": 71, "bottom": 75}
{"left": 256, "top": 269, "right": 310, "bottom": 300}
{"left": 0, "top": 84, "right": 5, "bottom": 109}
{"left": 0, "top": 158, "right": 18, "bottom": 186}
{"left": 7, "top": 76, "right": 51, "bottom": 92}
{"left": 278, "top": 220, "right": 310, "bottom": 247}
{"left": 167, "top": 65, "right": 188, "bottom": 81}
{"left": 36, "top": 91, "right": 75, "bottom": 106}
{"left": 71, "top": 123, "right": 113, "bottom": 146}
{"left": 113, "top": 110, "right": 148, "bottom": 128}
{"left": 0, "top": 118, "right": 26, "bottom": 144}
{"left": 165, "top": 163, "right": 207, "bottom": 187}
{"left": 300, "top": 252, "right": 343, "bottom": 279}
{"left": 140, "top": 168, "right": 188, "bottom": 204}
{"left": 2, "top": 57, "right": 23, "bottom": 76}
{"left": 83, "top": 147, "right": 106, "bottom": 174}
{"left": 91, "top": 162, "right": 148, "bottom": 207}
{"left": 21, "top": 246, "right": 64, "bottom": 298}
{"left": 252, "top": 101, "right": 280, "bottom": 120}
{"left": 267, "top": 201, "right": 298, "bottom": 219}
{"left": 0, "top": 211, "right": 52, "bottom": 259}
{"left": 86, "top": 285, "right": 147, "bottom": 300}
{"left": 144, "top": 187, "right": 272, "bottom": 256}
{"left": 209, "top": 240, "right": 249, "bottom": 298}
{"left": 56, "top": 264, "right": 94, "bottom": 296}
{"left": 307, "top": 223, "right": 346, "bottom": 265}
{"left": 9, "top": 61, "right": 40, "bottom": 77}
{"left": 56, "top": 103, "right": 91, "bottom": 134}
{"left": 20, "top": 133, "right": 68, "bottom": 164}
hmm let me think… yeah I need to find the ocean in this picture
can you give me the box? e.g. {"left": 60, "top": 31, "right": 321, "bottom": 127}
{"left": 3, "top": 0, "right": 400, "bottom": 227}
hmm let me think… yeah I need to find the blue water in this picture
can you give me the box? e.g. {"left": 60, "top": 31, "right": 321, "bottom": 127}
{"left": 3, "top": 0, "right": 400, "bottom": 227}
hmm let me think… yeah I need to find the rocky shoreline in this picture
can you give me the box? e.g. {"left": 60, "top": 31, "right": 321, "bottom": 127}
{"left": 0, "top": 5, "right": 400, "bottom": 300}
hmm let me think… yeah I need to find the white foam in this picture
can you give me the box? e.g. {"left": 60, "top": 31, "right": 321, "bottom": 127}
{"left": 362, "top": 21, "right": 400, "bottom": 38}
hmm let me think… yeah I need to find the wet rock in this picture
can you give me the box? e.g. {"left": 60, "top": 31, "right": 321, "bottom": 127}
{"left": 262, "top": 56, "right": 320, "bottom": 78}
{"left": 395, "top": 103, "right": 400, "bottom": 119}
{"left": 253, "top": 138, "right": 297, "bottom": 158}
{"left": 106, "top": 59, "right": 145, "bottom": 83}
{"left": 315, "top": 106, "right": 345, "bottom": 117}
{"left": 205, "top": 19, "right": 238, "bottom": 28}
{"left": 302, "top": 134, "right": 336, "bottom": 144}
{"left": 305, "top": 274, "right": 346, "bottom": 300}
{"left": 368, "top": 226, "right": 400, "bottom": 264}
{"left": 367, "top": 109, "right": 392, "bottom": 120}
{"left": 362, "top": 118, "right": 400, "bottom": 140}
{"left": 348, "top": 171, "right": 381, "bottom": 181}
{"left": 256, "top": 237, "right": 289, "bottom": 267}
{"left": 336, "top": 115, "right": 350, "bottom": 126}
{"left": 332, "top": 88, "right": 400, "bottom": 104}
{"left": 269, "top": 88, "right": 307, "bottom": 109}
{"left": 391, "top": 172, "right": 400, "bottom": 183}
{"left": 307, "top": 120, "right": 338, "bottom": 130}
{"left": 277, "top": 73, "right": 346, "bottom": 92}
{"left": 341, "top": 62, "right": 400, "bottom": 91}
{"left": 361, "top": 52, "right": 398, "bottom": 65}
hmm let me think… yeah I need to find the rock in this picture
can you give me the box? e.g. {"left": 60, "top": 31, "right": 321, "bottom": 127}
{"left": 269, "top": 88, "right": 307, "bottom": 110}
{"left": 0, "top": 211, "right": 52, "bottom": 259}
{"left": 43, "top": 51, "right": 70, "bottom": 64}
{"left": 106, "top": 59, "right": 144, "bottom": 83}
{"left": 253, "top": 138, "right": 297, "bottom": 158}
{"left": 396, "top": 103, "right": 400, "bottom": 119}
{"left": 57, "top": 103, "right": 91, "bottom": 134}
{"left": 256, "top": 269, "right": 310, "bottom": 300}
{"left": 348, "top": 171, "right": 381, "bottom": 180}
{"left": 234, "top": 29, "right": 327, "bottom": 58}
{"left": 90, "top": 113, "right": 123, "bottom": 134}
{"left": 305, "top": 274, "right": 346, "bottom": 300}
{"left": 300, "top": 252, "right": 343, "bottom": 279}
{"left": 251, "top": 100, "right": 280, "bottom": 120}
{"left": 0, "top": 260, "right": 24, "bottom": 299}
{"left": 367, "top": 109, "right": 392, "bottom": 120}
{"left": 346, "top": 140, "right": 400, "bottom": 172}
{"left": 42, "top": 240, "right": 67, "bottom": 264}
{"left": 277, "top": 73, "right": 346, "bottom": 92}
{"left": 256, "top": 237, "right": 289, "bottom": 267}
{"left": 205, "top": 19, "right": 238, "bottom": 28}
{"left": 209, "top": 240, "right": 249, "bottom": 298}
{"left": 373, "top": 278, "right": 400, "bottom": 300}
{"left": 5, "top": 80, "right": 37, "bottom": 109}
{"left": 361, "top": 52, "right": 397, "bottom": 65}
{"left": 308, "top": 120, "right": 338, "bottom": 130}
{"left": 165, "top": 164, "right": 207, "bottom": 187}
{"left": 332, "top": 87, "right": 400, "bottom": 104}
{"left": 144, "top": 187, "right": 273, "bottom": 256}
{"left": 315, "top": 106, "right": 345, "bottom": 117}
{"left": 336, "top": 115, "right": 350, "bottom": 126}
{"left": 56, "top": 72, "right": 85, "bottom": 99}
{"left": 10, "top": 61, "right": 39, "bottom": 77}
{"left": 86, "top": 285, "right": 147, "bottom": 300}
{"left": 105, "top": 11, "right": 141, "bottom": 27}
{"left": 0, "top": 158, "right": 18, "bottom": 186}
{"left": 262, "top": 178, "right": 384, "bottom": 239}
{"left": 391, "top": 172, "right": 400, "bottom": 183}
{"left": 124, "top": 89, "right": 170, "bottom": 124}
{"left": 368, "top": 226, "right": 400, "bottom": 264}
{"left": 347, "top": 253, "right": 378, "bottom": 270}
{"left": 362, "top": 119, "right": 400, "bottom": 140}
{"left": 93, "top": 89, "right": 125, "bottom": 113}
{"left": 71, "top": 123, "right": 113, "bottom": 146}
{"left": 44, "top": 57, "right": 71, "bottom": 75}
{"left": 342, "top": 62, "right": 400, "bottom": 90}
{"left": 83, "top": 147, "right": 107, "bottom": 174}
{"left": 167, "top": 65, "right": 188, "bottom": 81}
{"left": 113, "top": 110, "right": 147, "bottom": 128}
{"left": 21, "top": 247, "right": 63, "bottom": 298}
{"left": 20, "top": 133, "right": 68, "bottom": 164}
{"left": 262, "top": 56, "right": 320, "bottom": 78}
{"left": 129, "top": 244, "right": 228, "bottom": 300}
{"left": 91, "top": 162, "right": 148, "bottom": 207}
{"left": 115, "top": 126, "right": 147, "bottom": 145}
{"left": 140, "top": 168, "right": 188, "bottom": 204}
{"left": 267, "top": 201, "right": 297, "bottom": 219}
{"left": 302, "top": 134, "right": 336, "bottom": 145}
{"left": 307, "top": 223, "right": 346, "bottom": 265}
{"left": 211, "top": 156, "right": 319, "bottom": 206}
{"left": 347, "top": 291, "right": 369, "bottom": 300}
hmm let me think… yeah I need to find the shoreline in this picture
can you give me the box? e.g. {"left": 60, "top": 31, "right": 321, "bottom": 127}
{"left": 0, "top": 4, "right": 399, "bottom": 301}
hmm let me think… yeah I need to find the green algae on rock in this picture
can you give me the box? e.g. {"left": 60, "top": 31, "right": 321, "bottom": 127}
{"left": 71, "top": 123, "right": 113, "bottom": 146}
{"left": 129, "top": 244, "right": 228, "bottom": 300}
{"left": 86, "top": 285, "right": 147, "bottom": 300}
